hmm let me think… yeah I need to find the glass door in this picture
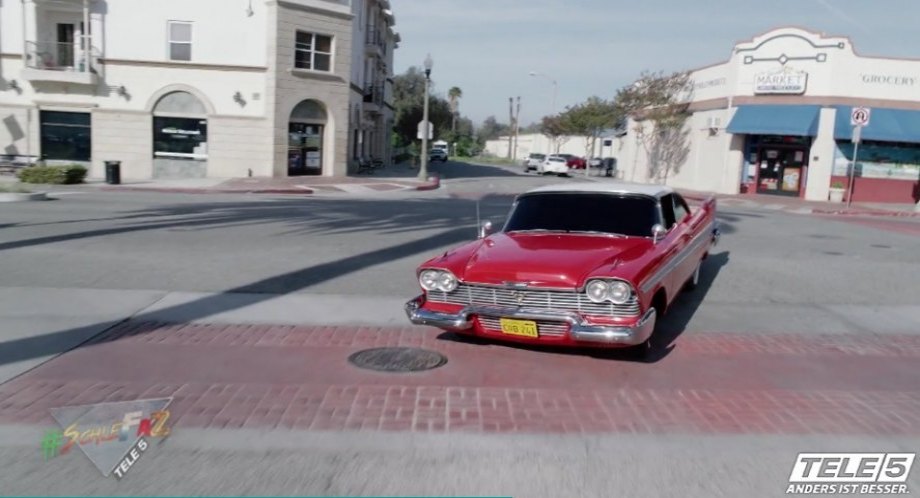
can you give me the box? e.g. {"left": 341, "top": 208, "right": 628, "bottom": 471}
{"left": 756, "top": 147, "right": 807, "bottom": 196}
{"left": 56, "top": 24, "right": 75, "bottom": 68}
{"left": 288, "top": 123, "right": 323, "bottom": 176}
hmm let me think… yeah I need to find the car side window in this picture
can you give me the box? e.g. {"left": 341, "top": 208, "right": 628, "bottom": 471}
{"left": 660, "top": 194, "right": 676, "bottom": 230}
{"left": 673, "top": 194, "right": 690, "bottom": 224}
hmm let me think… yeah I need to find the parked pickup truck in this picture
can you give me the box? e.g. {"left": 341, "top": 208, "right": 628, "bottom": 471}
{"left": 404, "top": 182, "right": 720, "bottom": 360}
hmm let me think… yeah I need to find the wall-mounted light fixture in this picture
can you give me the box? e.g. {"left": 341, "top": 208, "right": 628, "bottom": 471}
{"left": 7, "top": 79, "right": 20, "bottom": 91}
{"left": 116, "top": 85, "right": 128, "bottom": 97}
{"left": 233, "top": 91, "right": 246, "bottom": 106}
{"left": 245, "top": 0, "right": 254, "bottom": 16}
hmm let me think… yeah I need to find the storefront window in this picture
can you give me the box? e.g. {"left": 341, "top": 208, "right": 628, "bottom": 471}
{"left": 833, "top": 140, "right": 920, "bottom": 180}
{"left": 153, "top": 116, "right": 208, "bottom": 158}
{"left": 40, "top": 111, "right": 91, "bottom": 161}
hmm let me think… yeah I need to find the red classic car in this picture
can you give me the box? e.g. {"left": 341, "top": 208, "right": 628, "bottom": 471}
{"left": 405, "top": 182, "right": 720, "bottom": 359}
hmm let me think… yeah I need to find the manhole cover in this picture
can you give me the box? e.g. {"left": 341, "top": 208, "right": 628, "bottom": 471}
{"left": 348, "top": 347, "right": 447, "bottom": 372}
{"left": 871, "top": 244, "right": 892, "bottom": 249}
{"left": 822, "top": 251, "right": 845, "bottom": 256}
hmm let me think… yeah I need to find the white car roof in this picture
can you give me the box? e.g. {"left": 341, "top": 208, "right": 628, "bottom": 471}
{"left": 524, "top": 181, "right": 674, "bottom": 198}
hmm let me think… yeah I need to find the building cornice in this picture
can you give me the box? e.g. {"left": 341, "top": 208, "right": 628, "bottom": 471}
{"left": 34, "top": 100, "right": 99, "bottom": 109}
{"left": 287, "top": 67, "right": 347, "bottom": 84}
{"left": 731, "top": 95, "right": 920, "bottom": 111}
{"left": 100, "top": 59, "right": 267, "bottom": 73}
{"left": 273, "top": 0, "right": 353, "bottom": 20}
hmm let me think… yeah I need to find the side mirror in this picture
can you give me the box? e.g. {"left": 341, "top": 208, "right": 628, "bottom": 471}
{"left": 478, "top": 220, "right": 493, "bottom": 239}
{"left": 651, "top": 224, "right": 667, "bottom": 244}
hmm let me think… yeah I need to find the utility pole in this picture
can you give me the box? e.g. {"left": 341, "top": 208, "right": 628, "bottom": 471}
{"left": 512, "top": 96, "right": 521, "bottom": 162}
{"left": 507, "top": 97, "right": 514, "bottom": 160}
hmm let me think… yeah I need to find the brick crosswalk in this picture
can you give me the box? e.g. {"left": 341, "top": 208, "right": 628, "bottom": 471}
{"left": 1, "top": 322, "right": 918, "bottom": 436}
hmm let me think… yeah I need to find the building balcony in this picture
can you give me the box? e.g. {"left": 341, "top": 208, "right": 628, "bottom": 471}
{"left": 363, "top": 84, "right": 384, "bottom": 114}
{"left": 22, "top": 41, "right": 101, "bottom": 85}
{"left": 364, "top": 27, "right": 385, "bottom": 58}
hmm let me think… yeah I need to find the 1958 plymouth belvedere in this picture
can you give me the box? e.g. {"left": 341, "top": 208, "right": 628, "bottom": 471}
{"left": 405, "top": 182, "right": 720, "bottom": 359}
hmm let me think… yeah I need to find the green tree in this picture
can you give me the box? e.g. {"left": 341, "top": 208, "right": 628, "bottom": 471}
{"left": 448, "top": 86, "right": 463, "bottom": 133}
{"left": 391, "top": 67, "right": 453, "bottom": 146}
{"left": 476, "top": 115, "right": 510, "bottom": 145}
{"left": 614, "top": 71, "right": 692, "bottom": 184}
{"left": 562, "top": 96, "right": 622, "bottom": 174}
{"left": 539, "top": 114, "right": 574, "bottom": 153}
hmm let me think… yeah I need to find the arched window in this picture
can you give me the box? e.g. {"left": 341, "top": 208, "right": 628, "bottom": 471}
{"left": 153, "top": 91, "right": 208, "bottom": 160}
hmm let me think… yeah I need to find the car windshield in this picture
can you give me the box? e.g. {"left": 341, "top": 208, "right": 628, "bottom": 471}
{"left": 503, "top": 193, "right": 659, "bottom": 237}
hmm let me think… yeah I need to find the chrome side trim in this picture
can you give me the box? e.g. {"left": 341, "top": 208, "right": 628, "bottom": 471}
{"left": 639, "top": 220, "right": 715, "bottom": 294}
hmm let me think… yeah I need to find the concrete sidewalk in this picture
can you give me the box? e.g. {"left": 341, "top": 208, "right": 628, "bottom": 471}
{"left": 1, "top": 161, "right": 440, "bottom": 196}
{"left": 677, "top": 186, "right": 920, "bottom": 218}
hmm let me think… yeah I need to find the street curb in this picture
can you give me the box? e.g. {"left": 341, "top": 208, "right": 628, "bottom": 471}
{"left": 97, "top": 186, "right": 317, "bottom": 195}
{"left": 0, "top": 192, "right": 48, "bottom": 202}
{"left": 811, "top": 208, "right": 920, "bottom": 218}
{"left": 95, "top": 178, "right": 441, "bottom": 195}
{"left": 416, "top": 175, "right": 440, "bottom": 191}
{"left": 681, "top": 192, "right": 918, "bottom": 218}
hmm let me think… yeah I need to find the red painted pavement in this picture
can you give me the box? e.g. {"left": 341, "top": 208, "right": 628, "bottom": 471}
{"left": 0, "top": 322, "right": 918, "bottom": 435}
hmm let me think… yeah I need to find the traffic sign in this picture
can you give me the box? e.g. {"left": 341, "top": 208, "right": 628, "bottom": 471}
{"left": 851, "top": 107, "right": 871, "bottom": 127}
{"left": 417, "top": 121, "right": 433, "bottom": 140}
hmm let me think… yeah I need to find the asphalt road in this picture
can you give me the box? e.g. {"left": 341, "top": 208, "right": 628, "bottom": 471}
{"left": 1, "top": 161, "right": 920, "bottom": 497}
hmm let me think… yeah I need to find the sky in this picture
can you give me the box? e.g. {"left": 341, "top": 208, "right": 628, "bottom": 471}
{"left": 389, "top": 0, "right": 920, "bottom": 127}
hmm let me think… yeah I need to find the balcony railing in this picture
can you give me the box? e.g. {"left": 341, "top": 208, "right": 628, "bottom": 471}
{"left": 365, "top": 26, "right": 386, "bottom": 56}
{"left": 24, "top": 41, "right": 101, "bottom": 74}
{"left": 363, "top": 84, "right": 384, "bottom": 107}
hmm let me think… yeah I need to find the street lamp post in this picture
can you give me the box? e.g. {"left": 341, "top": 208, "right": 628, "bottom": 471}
{"left": 529, "top": 71, "right": 557, "bottom": 115}
{"left": 418, "top": 54, "right": 433, "bottom": 181}
{"left": 529, "top": 71, "right": 557, "bottom": 157}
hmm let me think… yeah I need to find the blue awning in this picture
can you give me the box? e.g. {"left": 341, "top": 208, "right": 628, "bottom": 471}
{"left": 834, "top": 106, "right": 920, "bottom": 144}
{"left": 726, "top": 105, "right": 821, "bottom": 136}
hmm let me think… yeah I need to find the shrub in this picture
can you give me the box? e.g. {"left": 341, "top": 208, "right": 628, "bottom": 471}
{"left": 17, "top": 165, "right": 87, "bottom": 184}
{"left": 831, "top": 181, "right": 845, "bottom": 189}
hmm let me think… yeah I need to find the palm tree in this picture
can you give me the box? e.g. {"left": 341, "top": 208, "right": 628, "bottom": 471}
{"left": 448, "top": 86, "right": 463, "bottom": 133}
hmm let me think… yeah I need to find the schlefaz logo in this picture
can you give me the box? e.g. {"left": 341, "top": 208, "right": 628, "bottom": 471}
{"left": 754, "top": 67, "right": 808, "bottom": 95}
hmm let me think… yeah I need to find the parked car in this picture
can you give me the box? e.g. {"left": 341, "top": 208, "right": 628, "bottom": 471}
{"left": 589, "top": 157, "right": 618, "bottom": 177}
{"left": 429, "top": 148, "right": 448, "bottom": 162}
{"left": 538, "top": 155, "right": 570, "bottom": 176}
{"left": 524, "top": 153, "right": 545, "bottom": 171}
{"left": 557, "top": 153, "right": 586, "bottom": 169}
{"left": 404, "top": 182, "right": 720, "bottom": 360}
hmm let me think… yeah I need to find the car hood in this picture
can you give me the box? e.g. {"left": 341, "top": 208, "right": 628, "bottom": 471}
{"left": 457, "top": 232, "right": 650, "bottom": 288}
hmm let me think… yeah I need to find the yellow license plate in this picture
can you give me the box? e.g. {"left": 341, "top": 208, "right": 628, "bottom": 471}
{"left": 499, "top": 318, "right": 538, "bottom": 338}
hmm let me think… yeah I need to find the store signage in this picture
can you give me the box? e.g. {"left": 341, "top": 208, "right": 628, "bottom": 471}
{"left": 754, "top": 67, "right": 808, "bottom": 95}
{"left": 161, "top": 127, "right": 201, "bottom": 136}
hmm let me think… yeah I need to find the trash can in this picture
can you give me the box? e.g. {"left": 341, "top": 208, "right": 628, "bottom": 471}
{"left": 105, "top": 161, "right": 121, "bottom": 185}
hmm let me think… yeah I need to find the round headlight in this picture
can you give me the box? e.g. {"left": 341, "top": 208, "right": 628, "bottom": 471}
{"left": 436, "top": 271, "right": 459, "bottom": 292}
{"left": 608, "top": 281, "right": 632, "bottom": 304}
{"left": 585, "top": 280, "right": 609, "bottom": 303}
{"left": 419, "top": 270, "right": 440, "bottom": 291}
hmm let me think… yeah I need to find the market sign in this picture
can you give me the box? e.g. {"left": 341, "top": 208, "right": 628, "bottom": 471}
{"left": 754, "top": 67, "right": 808, "bottom": 95}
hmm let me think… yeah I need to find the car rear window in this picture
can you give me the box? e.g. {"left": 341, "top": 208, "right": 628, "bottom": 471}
{"left": 503, "top": 193, "right": 659, "bottom": 237}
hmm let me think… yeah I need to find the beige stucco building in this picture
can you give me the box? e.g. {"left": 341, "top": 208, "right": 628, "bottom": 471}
{"left": 0, "top": 0, "right": 398, "bottom": 180}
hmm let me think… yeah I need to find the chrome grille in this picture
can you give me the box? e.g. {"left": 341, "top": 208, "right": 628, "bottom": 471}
{"left": 427, "top": 283, "right": 640, "bottom": 317}
{"left": 477, "top": 316, "right": 568, "bottom": 337}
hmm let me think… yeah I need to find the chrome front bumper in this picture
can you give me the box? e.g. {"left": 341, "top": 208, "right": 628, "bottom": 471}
{"left": 404, "top": 295, "right": 656, "bottom": 346}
